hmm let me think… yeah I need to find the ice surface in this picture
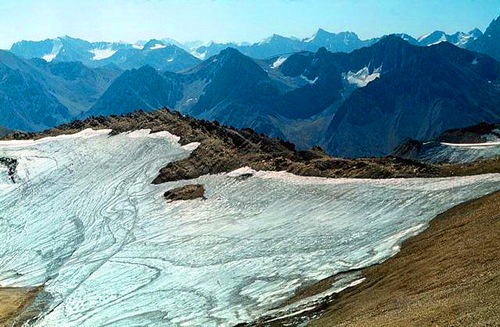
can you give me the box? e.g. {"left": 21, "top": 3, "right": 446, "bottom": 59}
{"left": 271, "top": 56, "right": 288, "bottom": 69}
{"left": 89, "top": 48, "right": 118, "bottom": 60}
{"left": 0, "top": 130, "right": 499, "bottom": 326}
{"left": 417, "top": 140, "right": 500, "bottom": 163}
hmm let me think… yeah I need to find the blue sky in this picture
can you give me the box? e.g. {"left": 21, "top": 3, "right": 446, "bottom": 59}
{"left": 0, "top": 0, "right": 498, "bottom": 48}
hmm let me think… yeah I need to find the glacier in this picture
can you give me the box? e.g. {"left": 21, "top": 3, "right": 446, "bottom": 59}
{"left": 0, "top": 129, "right": 499, "bottom": 326}
{"left": 414, "top": 140, "right": 500, "bottom": 163}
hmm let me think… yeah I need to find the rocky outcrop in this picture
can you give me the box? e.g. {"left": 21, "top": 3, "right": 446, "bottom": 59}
{"left": 164, "top": 184, "right": 205, "bottom": 201}
{"left": 0, "top": 157, "right": 18, "bottom": 183}
{"left": 435, "top": 122, "right": 500, "bottom": 144}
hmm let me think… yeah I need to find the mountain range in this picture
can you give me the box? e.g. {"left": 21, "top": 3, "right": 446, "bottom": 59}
{"left": 0, "top": 50, "right": 121, "bottom": 131}
{"left": 1, "top": 16, "right": 499, "bottom": 157}
{"left": 10, "top": 36, "right": 201, "bottom": 72}
{"left": 9, "top": 27, "right": 484, "bottom": 67}
{"left": 85, "top": 35, "right": 500, "bottom": 157}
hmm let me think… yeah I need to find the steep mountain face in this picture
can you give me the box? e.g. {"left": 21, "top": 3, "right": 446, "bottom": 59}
{"left": 10, "top": 37, "right": 200, "bottom": 72}
{"left": 87, "top": 66, "right": 183, "bottom": 117}
{"left": 0, "top": 51, "right": 71, "bottom": 131}
{"left": 417, "top": 29, "right": 482, "bottom": 47}
{"left": 88, "top": 36, "right": 500, "bottom": 157}
{"left": 0, "top": 50, "right": 121, "bottom": 131}
{"left": 467, "top": 16, "right": 500, "bottom": 61}
{"left": 324, "top": 37, "right": 500, "bottom": 157}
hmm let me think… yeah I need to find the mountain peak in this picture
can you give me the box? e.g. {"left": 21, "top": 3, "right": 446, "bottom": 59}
{"left": 316, "top": 28, "right": 329, "bottom": 35}
{"left": 218, "top": 47, "right": 243, "bottom": 57}
{"left": 142, "top": 39, "right": 167, "bottom": 50}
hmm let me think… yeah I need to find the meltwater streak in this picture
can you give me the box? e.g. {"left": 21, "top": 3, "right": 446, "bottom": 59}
{"left": 0, "top": 130, "right": 499, "bottom": 326}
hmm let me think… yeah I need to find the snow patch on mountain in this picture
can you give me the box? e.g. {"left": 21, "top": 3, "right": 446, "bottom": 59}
{"left": 150, "top": 43, "right": 167, "bottom": 50}
{"left": 300, "top": 74, "right": 319, "bottom": 84}
{"left": 41, "top": 41, "right": 63, "bottom": 62}
{"left": 191, "top": 50, "right": 207, "bottom": 60}
{"left": 89, "top": 48, "right": 117, "bottom": 60}
{"left": 271, "top": 56, "right": 288, "bottom": 69}
{"left": 344, "top": 66, "right": 381, "bottom": 87}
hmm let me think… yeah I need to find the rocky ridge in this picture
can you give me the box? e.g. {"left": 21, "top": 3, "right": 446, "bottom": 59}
{"left": 3, "top": 109, "right": 499, "bottom": 184}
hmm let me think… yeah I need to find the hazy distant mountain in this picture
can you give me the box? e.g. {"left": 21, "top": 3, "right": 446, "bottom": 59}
{"left": 467, "top": 16, "right": 500, "bottom": 61}
{"left": 417, "top": 29, "right": 482, "bottom": 47}
{"left": 11, "top": 36, "right": 130, "bottom": 65}
{"left": 10, "top": 37, "right": 200, "bottom": 72}
{"left": 85, "top": 36, "right": 500, "bottom": 157}
{"left": 190, "top": 28, "right": 486, "bottom": 60}
{"left": 0, "top": 50, "right": 121, "bottom": 131}
{"left": 192, "top": 30, "right": 374, "bottom": 59}
{"left": 96, "top": 40, "right": 201, "bottom": 71}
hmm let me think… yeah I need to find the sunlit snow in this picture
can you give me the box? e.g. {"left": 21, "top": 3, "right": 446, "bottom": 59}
{"left": 89, "top": 48, "right": 118, "bottom": 60}
{"left": 419, "top": 139, "right": 500, "bottom": 163}
{"left": 0, "top": 130, "right": 499, "bottom": 326}
{"left": 42, "top": 42, "right": 63, "bottom": 62}
{"left": 344, "top": 66, "right": 381, "bottom": 87}
{"left": 271, "top": 56, "right": 288, "bottom": 69}
{"left": 150, "top": 43, "right": 167, "bottom": 50}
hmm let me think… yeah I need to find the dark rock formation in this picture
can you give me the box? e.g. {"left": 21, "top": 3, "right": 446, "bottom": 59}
{"left": 435, "top": 122, "right": 500, "bottom": 144}
{"left": 164, "top": 184, "right": 205, "bottom": 201}
{"left": 0, "top": 157, "right": 18, "bottom": 183}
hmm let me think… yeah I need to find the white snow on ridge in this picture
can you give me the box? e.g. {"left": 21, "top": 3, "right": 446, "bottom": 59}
{"left": 0, "top": 131, "right": 499, "bottom": 326}
{"left": 345, "top": 66, "right": 381, "bottom": 87}
{"left": 89, "top": 48, "right": 117, "bottom": 60}
{"left": 428, "top": 34, "right": 448, "bottom": 46}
